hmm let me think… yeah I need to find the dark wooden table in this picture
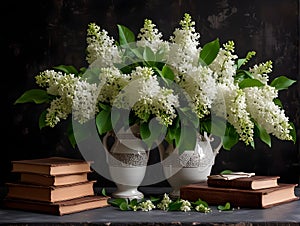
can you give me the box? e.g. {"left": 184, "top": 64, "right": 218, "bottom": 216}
{"left": 0, "top": 187, "right": 300, "bottom": 225}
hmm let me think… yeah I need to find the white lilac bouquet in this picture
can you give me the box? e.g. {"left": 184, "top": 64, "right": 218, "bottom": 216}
{"left": 15, "top": 13, "right": 296, "bottom": 152}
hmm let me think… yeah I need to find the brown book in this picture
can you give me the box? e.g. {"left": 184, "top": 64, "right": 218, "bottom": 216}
{"left": 11, "top": 157, "right": 92, "bottom": 176}
{"left": 207, "top": 175, "right": 280, "bottom": 190}
{"left": 3, "top": 195, "right": 110, "bottom": 215}
{"left": 20, "top": 172, "right": 89, "bottom": 186}
{"left": 180, "top": 182, "right": 299, "bottom": 208}
{"left": 6, "top": 180, "right": 96, "bottom": 202}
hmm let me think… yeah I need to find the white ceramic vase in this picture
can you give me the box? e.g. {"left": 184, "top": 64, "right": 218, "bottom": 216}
{"left": 160, "top": 132, "right": 222, "bottom": 198}
{"left": 103, "top": 125, "right": 148, "bottom": 200}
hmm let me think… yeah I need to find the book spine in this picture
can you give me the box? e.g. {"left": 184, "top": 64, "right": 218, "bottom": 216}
{"left": 20, "top": 174, "right": 55, "bottom": 187}
{"left": 3, "top": 199, "right": 59, "bottom": 215}
{"left": 12, "top": 163, "right": 50, "bottom": 174}
{"left": 180, "top": 188, "right": 263, "bottom": 208}
{"left": 207, "top": 179, "right": 252, "bottom": 189}
{"left": 7, "top": 185, "right": 50, "bottom": 202}
{"left": 51, "top": 182, "right": 94, "bottom": 202}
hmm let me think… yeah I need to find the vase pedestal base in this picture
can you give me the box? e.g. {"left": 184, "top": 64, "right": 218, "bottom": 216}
{"left": 112, "top": 184, "right": 144, "bottom": 200}
{"left": 164, "top": 166, "right": 213, "bottom": 199}
{"left": 109, "top": 166, "right": 147, "bottom": 200}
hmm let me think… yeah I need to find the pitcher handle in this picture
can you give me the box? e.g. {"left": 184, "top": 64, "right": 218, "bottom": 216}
{"left": 206, "top": 133, "right": 223, "bottom": 156}
{"left": 213, "top": 139, "right": 223, "bottom": 156}
{"left": 157, "top": 142, "right": 165, "bottom": 161}
{"left": 203, "top": 132, "right": 222, "bottom": 156}
{"left": 103, "top": 131, "right": 114, "bottom": 152}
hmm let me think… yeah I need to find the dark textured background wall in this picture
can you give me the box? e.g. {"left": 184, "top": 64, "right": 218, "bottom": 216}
{"left": 2, "top": 0, "right": 300, "bottom": 187}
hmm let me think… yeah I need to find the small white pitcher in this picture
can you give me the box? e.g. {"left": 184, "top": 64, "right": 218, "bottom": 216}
{"left": 159, "top": 132, "right": 222, "bottom": 198}
{"left": 103, "top": 126, "right": 148, "bottom": 200}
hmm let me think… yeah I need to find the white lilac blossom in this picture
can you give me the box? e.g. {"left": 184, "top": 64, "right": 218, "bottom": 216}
{"left": 137, "top": 19, "right": 169, "bottom": 56}
{"left": 167, "top": 14, "right": 218, "bottom": 120}
{"left": 130, "top": 67, "right": 179, "bottom": 126}
{"left": 215, "top": 83, "right": 254, "bottom": 145}
{"left": 86, "top": 23, "right": 121, "bottom": 67}
{"left": 249, "top": 60, "right": 273, "bottom": 84}
{"left": 97, "top": 67, "right": 130, "bottom": 105}
{"left": 209, "top": 41, "right": 237, "bottom": 85}
{"left": 195, "top": 204, "right": 212, "bottom": 213}
{"left": 72, "top": 80, "right": 100, "bottom": 124}
{"left": 138, "top": 200, "right": 156, "bottom": 211}
{"left": 35, "top": 70, "right": 80, "bottom": 127}
{"left": 177, "top": 65, "right": 217, "bottom": 119}
{"left": 157, "top": 193, "right": 172, "bottom": 210}
{"left": 244, "top": 85, "right": 292, "bottom": 141}
{"left": 168, "top": 13, "right": 201, "bottom": 74}
{"left": 114, "top": 66, "right": 179, "bottom": 126}
{"left": 180, "top": 199, "right": 192, "bottom": 212}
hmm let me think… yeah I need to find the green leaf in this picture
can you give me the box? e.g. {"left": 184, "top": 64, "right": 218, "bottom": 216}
{"left": 238, "top": 78, "right": 264, "bottom": 89}
{"left": 174, "top": 126, "right": 181, "bottom": 148}
{"left": 222, "top": 123, "right": 239, "bottom": 150}
{"left": 237, "top": 69, "right": 253, "bottom": 78}
{"left": 129, "top": 199, "right": 138, "bottom": 207}
{"left": 237, "top": 58, "right": 246, "bottom": 69}
{"left": 99, "top": 103, "right": 111, "bottom": 111}
{"left": 273, "top": 98, "right": 283, "bottom": 108}
{"left": 179, "top": 107, "right": 199, "bottom": 128}
{"left": 79, "top": 67, "right": 87, "bottom": 75}
{"left": 101, "top": 188, "right": 107, "bottom": 197}
{"left": 14, "top": 89, "right": 50, "bottom": 104}
{"left": 168, "top": 200, "right": 183, "bottom": 211}
{"left": 117, "top": 24, "right": 135, "bottom": 46}
{"left": 210, "top": 116, "right": 227, "bottom": 137}
{"left": 217, "top": 202, "right": 231, "bottom": 211}
{"left": 222, "top": 136, "right": 238, "bottom": 150}
{"left": 254, "top": 122, "right": 271, "bottom": 147}
{"left": 140, "top": 122, "right": 151, "bottom": 140}
{"left": 38, "top": 110, "right": 47, "bottom": 129}
{"left": 119, "top": 202, "right": 130, "bottom": 211}
{"left": 270, "top": 76, "right": 296, "bottom": 90}
{"left": 165, "top": 124, "right": 178, "bottom": 144}
{"left": 53, "top": 65, "right": 78, "bottom": 75}
{"left": 234, "top": 70, "right": 253, "bottom": 83}
{"left": 117, "top": 63, "right": 134, "bottom": 74}
{"left": 199, "top": 38, "right": 220, "bottom": 66}
{"left": 220, "top": 169, "right": 233, "bottom": 175}
{"left": 161, "top": 65, "right": 175, "bottom": 81}
{"left": 250, "top": 140, "right": 255, "bottom": 149}
{"left": 153, "top": 67, "right": 168, "bottom": 84}
{"left": 150, "top": 196, "right": 161, "bottom": 204}
{"left": 140, "top": 120, "right": 167, "bottom": 150}
{"left": 111, "top": 109, "right": 121, "bottom": 129}
{"left": 67, "top": 121, "right": 76, "bottom": 148}
{"left": 177, "top": 125, "right": 197, "bottom": 155}
{"left": 143, "top": 46, "right": 155, "bottom": 63}
{"left": 155, "top": 47, "right": 166, "bottom": 62}
{"left": 131, "top": 47, "right": 144, "bottom": 59}
{"left": 192, "top": 199, "right": 209, "bottom": 208}
{"left": 199, "top": 119, "right": 211, "bottom": 135}
{"left": 96, "top": 109, "right": 112, "bottom": 135}
{"left": 289, "top": 122, "right": 297, "bottom": 144}
{"left": 108, "top": 198, "right": 128, "bottom": 207}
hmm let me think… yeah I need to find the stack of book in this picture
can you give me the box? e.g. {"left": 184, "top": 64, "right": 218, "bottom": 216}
{"left": 3, "top": 157, "right": 110, "bottom": 215}
{"left": 180, "top": 174, "right": 299, "bottom": 208}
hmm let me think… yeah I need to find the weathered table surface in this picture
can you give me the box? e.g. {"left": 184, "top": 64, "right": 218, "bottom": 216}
{"left": 0, "top": 186, "right": 299, "bottom": 225}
